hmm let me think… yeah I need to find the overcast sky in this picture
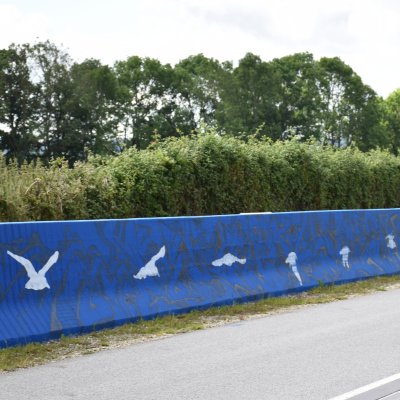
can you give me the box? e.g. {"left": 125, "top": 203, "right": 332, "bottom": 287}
{"left": 1, "top": 0, "right": 399, "bottom": 97}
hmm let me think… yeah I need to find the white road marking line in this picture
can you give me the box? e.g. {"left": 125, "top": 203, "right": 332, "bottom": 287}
{"left": 329, "top": 373, "right": 400, "bottom": 400}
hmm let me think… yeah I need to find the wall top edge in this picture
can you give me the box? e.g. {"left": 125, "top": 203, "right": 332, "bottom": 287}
{"left": 0, "top": 208, "right": 399, "bottom": 227}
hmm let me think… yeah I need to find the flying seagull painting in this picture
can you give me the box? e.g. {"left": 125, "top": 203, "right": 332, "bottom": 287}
{"left": 285, "top": 251, "right": 303, "bottom": 286}
{"left": 386, "top": 234, "right": 397, "bottom": 249}
{"left": 7, "top": 250, "right": 60, "bottom": 290}
{"left": 133, "top": 246, "right": 166, "bottom": 280}
{"left": 212, "top": 253, "right": 247, "bottom": 267}
{"left": 339, "top": 246, "right": 351, "bottom": 269}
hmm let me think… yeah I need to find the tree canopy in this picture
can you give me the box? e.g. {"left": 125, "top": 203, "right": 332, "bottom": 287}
{"left": 0, "top": 41, "right": 397, "bottom": 164}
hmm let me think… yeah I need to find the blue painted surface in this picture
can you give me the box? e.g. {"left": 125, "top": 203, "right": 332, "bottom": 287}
{"left": 1, "top": 209, "right": 400, "bottom": 348}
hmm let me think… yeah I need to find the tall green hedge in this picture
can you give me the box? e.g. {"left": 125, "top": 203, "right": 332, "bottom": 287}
{"left": 1, "top": 133, "right": 400, "bottom": 222}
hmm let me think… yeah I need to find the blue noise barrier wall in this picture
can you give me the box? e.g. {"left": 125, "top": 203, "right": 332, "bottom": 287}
{"left": 1, "top": 209, "right": 400, "bottom": 348}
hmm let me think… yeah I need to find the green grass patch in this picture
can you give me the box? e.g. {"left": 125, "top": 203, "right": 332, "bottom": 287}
{"left": 1, "top": 274, "right": 399, "bottom": 372}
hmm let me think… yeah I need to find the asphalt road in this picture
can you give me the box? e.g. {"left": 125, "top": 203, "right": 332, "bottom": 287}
{"left": 2, "top": 289, "right": 400, "bottom": 400}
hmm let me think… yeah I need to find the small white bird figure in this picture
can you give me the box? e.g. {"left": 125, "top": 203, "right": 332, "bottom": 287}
{"left": 386, "top": 234, "right": 397, "bottom": 249}
{"left": 285, "top": 251, "right": 303, "bottom": 286}
{"left": 339, "top": 246, "right": 351, "bottom": 269}
{"left": 212, "top": 253, "right": 246, "bottom": 267}
{"left": 7, "top": 250, "right": 59, "bottom": 290}
{"left": 133, "top": 246, "right": 165, "bottom": 280}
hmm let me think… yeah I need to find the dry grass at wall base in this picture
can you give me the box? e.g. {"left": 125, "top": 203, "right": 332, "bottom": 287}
{"left": 1, "top": 274, "right": 399, "bottom": 372}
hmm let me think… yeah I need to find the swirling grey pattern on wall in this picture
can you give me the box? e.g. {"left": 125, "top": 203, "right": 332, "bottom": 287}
{"left": 0, "top": 208, "right": 400, "bottom": 348}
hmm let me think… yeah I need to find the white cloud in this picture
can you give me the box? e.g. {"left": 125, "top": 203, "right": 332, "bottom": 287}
{"left": 0, "top": 4, "right": 49, "bottom": 48}
{"left": 175, "top": 0, "right": 400, "bottom": 96}
{"left": 1, "top": 0, "right": 400, "bottom": 96}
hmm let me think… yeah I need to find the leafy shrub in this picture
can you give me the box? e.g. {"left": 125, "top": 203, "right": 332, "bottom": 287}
{"left": 1, "top": 132, "right": 400, "bottom": 222}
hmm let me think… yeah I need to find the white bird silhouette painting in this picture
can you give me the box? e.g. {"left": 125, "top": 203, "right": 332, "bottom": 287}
{"left": 339, "top": 246, "right": 351, "bottom": 268}
{"left": 386, "top": 234, "right": 397, "bottom": 249}
{"left": 285, "top": 251, "right": 303, "bottom": 286}
{"left": 212, "top": 253, "right": 247, "bottom": 267}
{"left": 133, "top": 246, "right": 166, "bottom": 280}
{"left": 7, "top": 250, "right": 59, "bottom": 290}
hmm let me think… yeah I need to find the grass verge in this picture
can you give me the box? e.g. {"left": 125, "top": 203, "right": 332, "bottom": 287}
{"left": 1, "top": 275, "right": 400, "bottom": 372}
